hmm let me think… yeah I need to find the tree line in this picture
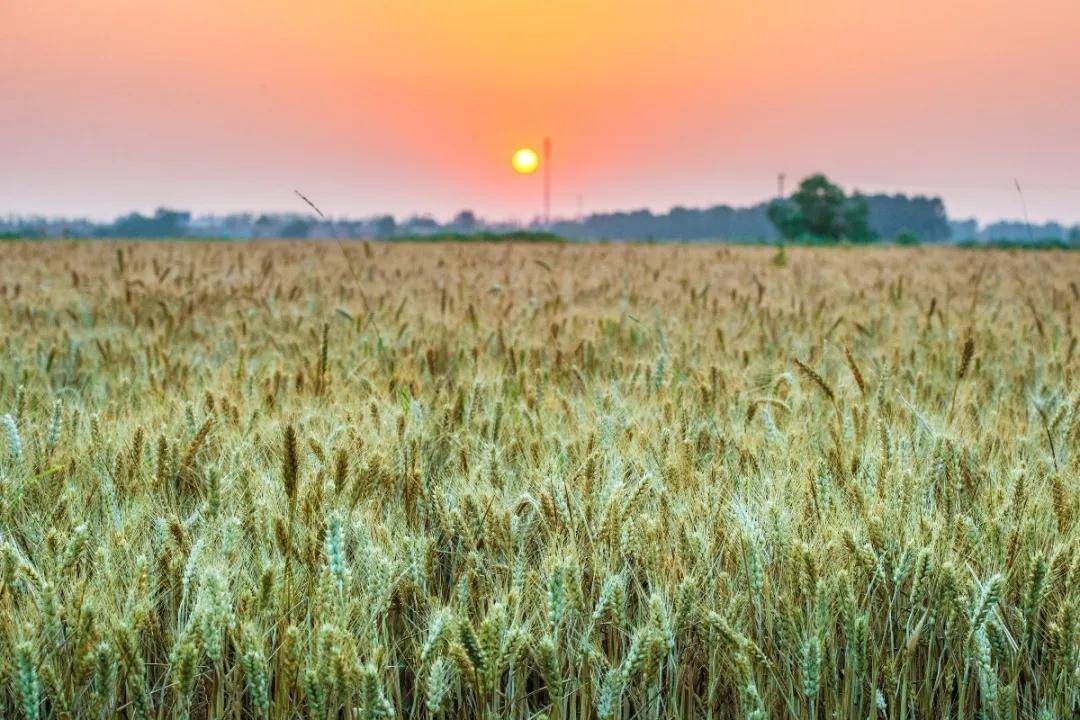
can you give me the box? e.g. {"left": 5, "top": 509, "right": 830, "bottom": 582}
{"left": 3, "top": 175, "right": 1077, "bottom": 244}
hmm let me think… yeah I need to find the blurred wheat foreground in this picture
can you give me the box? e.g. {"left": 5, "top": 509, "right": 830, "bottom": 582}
{"left": 0, "top": 241, "right": 1078, "bottom": 719}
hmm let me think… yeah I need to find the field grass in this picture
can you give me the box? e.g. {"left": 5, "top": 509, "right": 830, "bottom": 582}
{"left": 0, "top": 240, "right": 1077, "bottom": 719}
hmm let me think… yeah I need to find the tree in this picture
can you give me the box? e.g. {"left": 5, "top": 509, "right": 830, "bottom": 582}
{"left": 452, "top": 210, "right": 478, "bottom": 233}
{"left": 402, "top": 215, "right": 439, "bottom": 235}
{"left": 767, "top": 174, "right": 876, "bottom": 242}
{"left": 842, "top": 197, "right": 875, "bottom": 243}
{"left": 373, "top": 215, "right": 396, "bottom": 238}
{"left": 766, "top": 200, "right": 802, "bottom": 241}
{"left": 861, "top": 194, "right": 949, "bottom": 241}
{"left": 280, "top": 219, "right": 311, "bottom": 239}
{"left": 98, "top": 208, "right": 191, "bottom": 238}
{"left": 252, "top": 214, "right": 277, "bottom": 239}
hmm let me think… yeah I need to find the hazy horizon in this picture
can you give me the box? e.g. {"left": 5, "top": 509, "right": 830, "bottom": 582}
{"left": 4, "top": 1, "right": 1079, "bottom": 224}
{"left": 2, "top": 185, "right": 1073, "bottom": 231}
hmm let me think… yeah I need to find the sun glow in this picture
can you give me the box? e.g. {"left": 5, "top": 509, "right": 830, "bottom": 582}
{"left": 511, "top": 148, "right": 540, "bottom": 174}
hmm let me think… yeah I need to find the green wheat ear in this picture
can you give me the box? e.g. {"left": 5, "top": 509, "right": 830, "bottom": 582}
{"left": 16, "top": 639, "right": 41, "bottom": 720}
{"left": 2, "top": 413, "right": 22, "bottom": 463}
{"left": 425, "top": 655, "right": 456, "bottom": 715}
{"left": 240, "top": 628, "right": 270, "bottom": 719}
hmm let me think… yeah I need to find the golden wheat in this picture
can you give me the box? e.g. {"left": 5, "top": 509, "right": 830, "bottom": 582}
{"left": 0, "top": 240, "right": 1076, "bottom": 719}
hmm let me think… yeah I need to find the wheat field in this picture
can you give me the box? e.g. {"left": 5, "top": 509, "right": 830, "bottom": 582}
{"left": 0, "top": 241, "right": 1077, "bottom": 719}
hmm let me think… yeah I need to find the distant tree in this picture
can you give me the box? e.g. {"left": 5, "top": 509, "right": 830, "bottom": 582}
{"left": 452, "top": 210, "right": 478, "bottom": 233}
{"left": 14, "top": 224, "right": 46, "bottom": 239}
{"left": 842, "top": 198, "right": 875, "bottom": 243}
{"left": 98, "top": 208, "right": 190, "bottom": 238}
{"left": 1069, "top": 226, "right": 1080, "bottom": 247}
{"left": 895, "top": 231, "right": 920, "bottom": 246}
{"left": 280, "top": 219, "right": 311, "bottom": 239}
{"left": 767, "top": 174, "right": 875, "bottom": 242}
{"left": 984, "top": 221, "right": 1065, "bottom": 242}
{"left": 403, "top": 215, "right": 440, "bottom": 235}
{"left": 373, "top": 215, "right": 396, "bottom": 238}
{"left": 252, "top": 214, "right": 277, "bottom": 239}
{"left": 949, "top": 219, "right": 980, "bottom": 242}
{"left": 766, "top": 200, "right": 802, "bottom": 240}
{"left": 860, "top": 194, "right": 950, "bottom": 241}
{"left": 548, "top": 202, "right": 779, "bottom": 241}
{"left": 794, "top": 174, "right": 848, "bottom": 238}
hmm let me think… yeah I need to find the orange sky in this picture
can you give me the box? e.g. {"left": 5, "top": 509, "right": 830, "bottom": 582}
{"left": 2, "top": 0, "right": 1079, "bottom": 222}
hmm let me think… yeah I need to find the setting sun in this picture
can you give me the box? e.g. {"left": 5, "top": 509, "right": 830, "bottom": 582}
{"left": 511, "top": 148, "right": 539, "bottom": 175}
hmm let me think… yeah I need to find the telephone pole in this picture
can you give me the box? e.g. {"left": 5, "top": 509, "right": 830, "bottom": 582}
{"left": 777, "top": 172, "right": 786, "bottom": 199}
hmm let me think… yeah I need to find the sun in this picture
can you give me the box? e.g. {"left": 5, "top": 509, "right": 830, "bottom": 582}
{"left": 511, "top": 147, "right": 540, "bottom": 174}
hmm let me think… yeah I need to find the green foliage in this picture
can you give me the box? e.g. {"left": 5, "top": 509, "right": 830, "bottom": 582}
{"left": 96, "top": 208, "right": 191, "bottom": 238}
{"left": 768, "top": 174, "right": 877, "bottom": 242}
{"left": 770, "top": 244, "right": 788, "bottom": 266}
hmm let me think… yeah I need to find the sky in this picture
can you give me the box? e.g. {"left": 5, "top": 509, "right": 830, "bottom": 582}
{"left": 2, "top": 0, "right": 1080, "bottom": 224}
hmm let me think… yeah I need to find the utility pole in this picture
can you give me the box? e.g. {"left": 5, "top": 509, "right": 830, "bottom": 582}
{"left": 543, "top": 137, "right": 552, "bottom": 227}
{"left": 777, "top": 172, "right": 786, "bottom": 199}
